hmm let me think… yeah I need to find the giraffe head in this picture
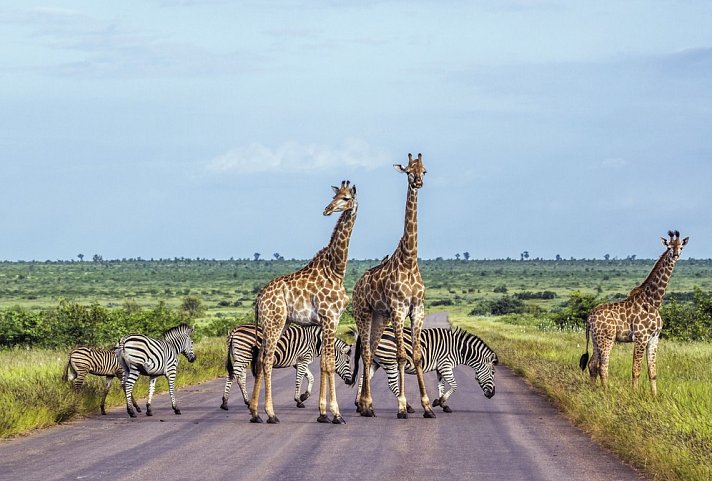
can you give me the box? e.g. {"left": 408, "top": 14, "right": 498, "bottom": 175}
{"left": 394, "top": 153, "right": 427, "bottom": 189}
{"left": 323, "top": 180, "right": 357, "bottom": 216}
{"left": 661, "top": 230, "right": 689, "bottom": 260}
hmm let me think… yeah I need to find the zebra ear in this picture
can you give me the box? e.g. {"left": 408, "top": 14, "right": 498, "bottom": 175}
{"left": 492, "top": 354, "right": 499, "bottom": 365}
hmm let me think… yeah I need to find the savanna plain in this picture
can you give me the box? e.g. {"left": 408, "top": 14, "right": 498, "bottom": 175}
{"left": 1, "top": 258, "right": 710, "bottom": 481}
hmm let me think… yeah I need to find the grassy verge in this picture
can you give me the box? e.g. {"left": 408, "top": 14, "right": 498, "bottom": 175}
{"left": 0, "top": 336, "right": 226, "bottom": 439}
{"left": 452, "top": 313, "right": 712, "bottom": 481}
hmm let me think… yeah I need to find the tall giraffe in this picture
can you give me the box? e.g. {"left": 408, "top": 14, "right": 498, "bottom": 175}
{"left": 248, "top": 181, "right": 357, "bottom": 424}
{"left": 580, "top": 230, "right": 689, "bottom": 396}
{"left": 351, "top": 153, "right": 435, "bottom": 419}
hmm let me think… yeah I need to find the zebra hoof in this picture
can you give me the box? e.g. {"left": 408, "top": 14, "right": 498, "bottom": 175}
{"left": 299, "top": 392, "right": 310, "bottom": 402}
{"left": 266, "top": 416, "right": 280, "bottom": 424}
{"left": 406, "top": 404, "right": 415, "bottom": 413}
{"left": 432, "top": 399, "right": 440, "bottom": 407}
{"left": 296, "top": 402, "right": 306, "bottom": 408}
{"left": 128, "top": 410, "right": 137, "bottom": 418}
{"left": 146, "top": 410, "right": 153, "bottom": 417}
{"left": 442, "top": 405, "right": 453, "bottom": 413}
{"left": 397, "top": 411, "right": 408, "bottom": 419}
{"left": 250, "top": 415, "right": 264, "bottom": 423}
{"left": 220, "top": 398, "right": 229, "bottom": 411}
{"left": 135, "top": 406, "right": 142, "bottom": 413}
{"left": 332, "top": 415, "right": 346, "bottom": 425}
{"left": 317, "top": 415, "right": 330, "bottom": 423}
{"left": 174, "top": 409, "right": 181, "bottom": 415}
{"left": 423, "top": 408, "right": 436, "bottom": 419}
{"left": 101, "top": 408, "right": 107, "bottom": 415}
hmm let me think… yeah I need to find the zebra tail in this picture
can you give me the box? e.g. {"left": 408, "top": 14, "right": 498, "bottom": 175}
{"left": 226, "top": 337, "right": 235, "bottom": 378}
{"left": 348, "top": 334, "right": 361, "bottom": 387}
{"left": 62, "top": 357, "right": 70, "bottom": 382}
{"left": 579, "top": 322, "right": 590, "bottom": 371}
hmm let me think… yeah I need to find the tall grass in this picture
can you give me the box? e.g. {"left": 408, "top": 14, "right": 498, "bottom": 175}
{"left": 0, "top": 336, "right": 226, "bottom": 438}
{"left": 453, "top": 314, "right": 712, "bottom": 481}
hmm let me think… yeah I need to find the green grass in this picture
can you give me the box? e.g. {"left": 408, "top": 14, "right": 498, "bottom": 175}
{"left": 453, "top": 314, "right": 712, "bottom": 481}
{"left": 0, "top": 336, "right": 226, "bottom": 438}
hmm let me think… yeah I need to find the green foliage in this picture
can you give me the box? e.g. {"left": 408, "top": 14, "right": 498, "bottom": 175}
{"left": 550, "top": 291, "right": 600, "bottom": 330}
{"left": 0, "top": 300, "right": 190, "bottom": 349}
{"left": 514, "top": 290, "right": 557, "bottom": 300}
{"left": 181, "top": 295, "right": 206, "bottom": 318}
{"left": 661, "top": 288, "right": 712, "bottom": 341}
{"left": 469, "top": 295, "right": 525, "bottom": 316}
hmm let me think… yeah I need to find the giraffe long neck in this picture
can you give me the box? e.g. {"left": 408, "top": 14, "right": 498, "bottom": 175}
{"left": 326, "top": 204, "right": 357, "bottom": 279}
{"left": 638, "top": 250, "right": 677, "bottom": 308}
{"left": 396, "top": 184, "right": 418, "bottom": 268}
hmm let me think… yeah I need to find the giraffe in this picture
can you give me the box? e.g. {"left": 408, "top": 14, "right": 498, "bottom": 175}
{"left": 580, "top": 230, "right": 689, "bottom": 396}
{"left": 248, "top": 180, "right": 357, "bottom": 424}
{"left": 350, "top": 153, "right": 436, "bottom": 419}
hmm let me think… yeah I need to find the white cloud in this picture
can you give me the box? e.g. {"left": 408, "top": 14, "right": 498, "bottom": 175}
{"left": 205, "top": 139, "right": 390, "bottom": 174}
{"left": 598, "top": 157, "right": 628, "bottom": 169}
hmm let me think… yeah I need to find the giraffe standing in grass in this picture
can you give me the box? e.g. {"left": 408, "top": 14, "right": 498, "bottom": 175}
{"left": 580, "top": 230, "right": 689, "bottom": 396}
{"left": 248, "top": 181, "right": 357, "bottom": 424}
{"left": 351, "top": 153, "right": 435, "bottom": 419}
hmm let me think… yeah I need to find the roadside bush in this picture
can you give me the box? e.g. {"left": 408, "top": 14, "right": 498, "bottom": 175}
{"left": 660, "top": 287, "right": 712, "bottom": 341}
{"left": 549, "top": 291, "right": 599, "bottom": 330}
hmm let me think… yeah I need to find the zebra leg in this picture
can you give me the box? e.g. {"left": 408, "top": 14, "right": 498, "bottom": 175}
{"left": 146, "top": 377, "right": 157, "bottom": 416}
{"left": 295, "top": 363, "right": 313, "bottom": 407}
{"left": 221, "top": 372, "right": 234, "bottom": 411}
{"left": 123, "top": 371, "right": 139, "bottom": 418}
{"left": 410, "top": 304, "right": 435, "bottom": 418}
{"left": 166, "top": 372, "right": 181, "bottom": 415}
{"left": 237, "top": 366, "right": 250, "bottom": 406}
{"left": 101, "top": 376, "right": 113, "bottom": 415}
{"left": 646, "top": 332, "right": 660, "bottom": 397}
{"left": 432, "top": 371, "right": 445, "bottom": 406}
{"left": 435, "top": 366, "right": 457, "bottom": 413}
{"left": 120, "top": 379, "right": 141, "bottom": 413}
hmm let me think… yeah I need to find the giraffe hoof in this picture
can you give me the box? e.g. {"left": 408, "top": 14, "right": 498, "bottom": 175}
{"left": 423, "top": 409, "right": 436, "bottom": 419}
{"left": 360, "top": 407, "right": 376, "bottom": 417}
{"left": 296, "top": 402, "right": 306, "bottom": 408}
{"left": 267, "top": 416, "right": 280, "bottom": 424}
{"left": 355, "top": 404, "right": 362, "bottom": 413}
{"left": 442, "top": 406, "right": 453, "bottom": 413}
{"left": 332, "top": 415, "right": 346, "bottom": 424}
{"left": 406, "top": 404, "right": 415, "bottom": 413}
{"left": 397, "top": 411, "right": 408, "bottom": 419}
{"left": 432, "top": 399, "right": 440, "bottom": 407}
{"left": 299, "top": 392, "right": 310, "bottom": 402}
{"left": 250, "top": 415, "right": 264, "bottom": 423}
{"left": 317, "top": 414, "right": 330, "bottom": 423}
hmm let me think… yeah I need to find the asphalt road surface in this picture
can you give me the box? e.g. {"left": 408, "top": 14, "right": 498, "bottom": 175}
{"left": 0, "top": 313, "right": 645, "bottom": 481}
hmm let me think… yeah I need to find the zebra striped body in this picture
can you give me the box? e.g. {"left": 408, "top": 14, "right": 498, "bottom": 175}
{"left": 62, "top": 346, "right": 140, "bottom": 415}
{"left": 220, "top": 324, "right": 352, "bottom": 410}
{"left": 355, "top": 326, "right": 498, "bottom": 412}
{"left": 116, "top": 324, "right": 196, "bottom": 418}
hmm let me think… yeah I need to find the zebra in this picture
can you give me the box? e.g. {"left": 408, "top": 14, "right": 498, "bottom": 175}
{"left": 352, "top": 326, "right": 498, "bottom": 413}
{"left": 62, "top": 346, "right": 141, "bottom": 415}
{"left": 220, "top": 324, "right": 353, "bottom": 410}
{"left": 116, "top": 324, "right": 196, "bottom": 418}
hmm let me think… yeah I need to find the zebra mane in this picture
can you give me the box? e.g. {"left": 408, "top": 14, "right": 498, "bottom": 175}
{"left": 162, "top": 323, "right": 193, "bottom": 338}
{"left": 452, "top": 326, "right": 496, "bottom": 359}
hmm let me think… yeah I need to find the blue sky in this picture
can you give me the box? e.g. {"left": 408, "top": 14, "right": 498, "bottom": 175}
{"left": 1, "top": 1, "right": 710, "bottom": 261}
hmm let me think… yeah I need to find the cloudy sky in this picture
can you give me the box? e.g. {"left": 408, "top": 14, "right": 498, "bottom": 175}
{"left": 1, "top": 1, "right": 710, "bottom": 261}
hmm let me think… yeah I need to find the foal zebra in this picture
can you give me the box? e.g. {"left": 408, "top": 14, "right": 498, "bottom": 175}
{"left": 352, "top": 326, "right": 498, "bottom": 413}
{"left": 116, "top": 324, "right": 196, "bottom": 418}
{"left": 220, "top": 324, "right": 352, "bottom": 410}
{"left": 62, "top": 346, "right": 140, "bottom": 415}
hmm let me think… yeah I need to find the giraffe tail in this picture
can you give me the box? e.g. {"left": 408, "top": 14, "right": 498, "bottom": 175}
{"left": 579, "top": 322, "right": 590, "bottom": 371}
{"left": 347, "top": 334, "right": 361, "bottom": 387}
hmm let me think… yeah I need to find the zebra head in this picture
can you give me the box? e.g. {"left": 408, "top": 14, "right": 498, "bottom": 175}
{"left": 164, "top": 324, "right": 197, "bottom": 363}
{"left": 334, "top": 338, "right": 353, "bottom": 385}
{"left": 460, "top": 330, "right": 497, "bottom": 399}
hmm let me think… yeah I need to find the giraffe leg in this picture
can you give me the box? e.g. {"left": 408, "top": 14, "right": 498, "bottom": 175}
{"left": 261, "top": 337, "right": 280, "bottom": 424}
{"left": 632, "top": 336, "right": 648, "bottom": 392}
{"left": 411, "top": 304, "right": 435, "bottom": 418}
{"left": 318, "top": 323, "right": 345, "bottom": 424}
{"left": 588, "top": 341, "right": 600, "bottom": 385}
{"left": 358, "top": 311, "right": 387, "bottom": 417}
{"left": 646, "top": 333, "right": 660, "bottom": 396}
{"left": 598, "top": 341, "right": 612, "bottom": 389}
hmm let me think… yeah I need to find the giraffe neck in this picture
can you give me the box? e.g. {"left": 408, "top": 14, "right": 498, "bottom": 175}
{"left": 637, "top": 250, "right": 677, "bottom": 308}
{"left": 396, "top": 183, "right": 418, "bottom": 268}
{"left": 325, "top": 204, "right": 357, "bottom": 279}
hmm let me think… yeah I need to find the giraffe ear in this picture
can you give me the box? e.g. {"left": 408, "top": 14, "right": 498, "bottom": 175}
{"left": 350, "top": 185, "right": 356, "bottom": 196}
{"left": 661, "top": 237, "right": 669, "bottom": 247}
{"left": 682, "top": 236, "right": 689, "bottom": 246}
{"left": 332, "top": 185, "right": 340, "bottom": 194}
{"left": 394, "top": 164, "right": 408, "bottom": 173}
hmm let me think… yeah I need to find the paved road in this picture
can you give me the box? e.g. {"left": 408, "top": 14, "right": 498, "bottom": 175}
{"left": 0, "top": 314, "right": 645, "bottom": 481}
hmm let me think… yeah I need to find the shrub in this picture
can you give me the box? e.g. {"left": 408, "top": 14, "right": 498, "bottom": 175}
{"left": 660, "top": 287, "right": 712, "bottom": 341}
{"left": 550, "top": 291, "right": 599, "bottom": 330}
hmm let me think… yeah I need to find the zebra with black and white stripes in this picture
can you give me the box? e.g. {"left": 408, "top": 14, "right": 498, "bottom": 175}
{"left": 62, "top": 346, "right": 140, "bottom": 415}
{"left": 116, "top": 324, "right": 196, "bottom": 418}
{"left": 352, "top": 326, "right": 498, "bottom": 413}
{"left": 220, "top": 324, "right": 352, "bottom": 410}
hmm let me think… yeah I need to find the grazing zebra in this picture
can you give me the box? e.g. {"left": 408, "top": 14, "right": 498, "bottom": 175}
{"left": 116, "top": 324, "right": 196, "bottom": 418}
{"left": 62, "top": 346, "right": 141, "bottom": 415}
{"left": 352, "top": 326, "right": 498, "bottom": 413}
{"left": 220, "top": 324, "right": 352, "bottom": 410}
